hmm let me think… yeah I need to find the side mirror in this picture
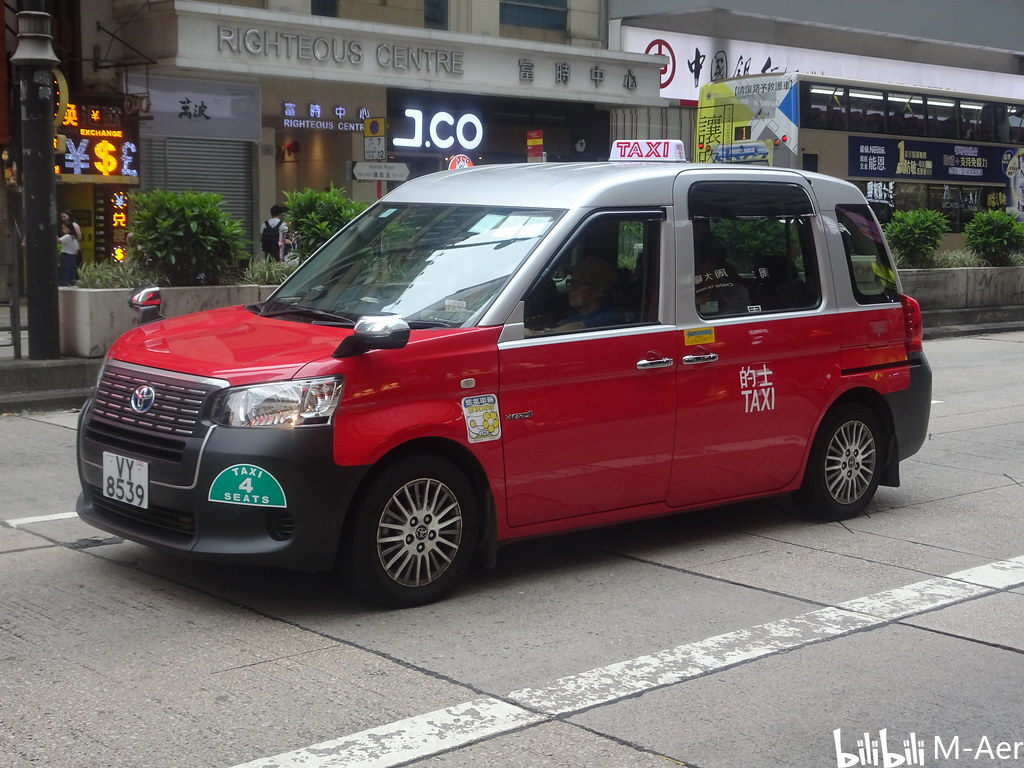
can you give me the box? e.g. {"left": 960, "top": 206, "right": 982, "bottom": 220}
{"left": 333, "top": 314, "right": 410, "bottom": 358}
{"left": 129, "top": 286, "right": 163, "bottom": 325}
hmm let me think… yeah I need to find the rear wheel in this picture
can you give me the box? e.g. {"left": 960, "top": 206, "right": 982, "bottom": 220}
{"left": 342, "top": 455, "right": 477, "bottom": 607}
{"left": 796, "top": 403, "right": 884, "bottom": 521}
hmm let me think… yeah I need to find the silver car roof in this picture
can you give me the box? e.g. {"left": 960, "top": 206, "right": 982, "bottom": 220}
{"left": 380, "top": 162, "right": 859, "bottom": 210}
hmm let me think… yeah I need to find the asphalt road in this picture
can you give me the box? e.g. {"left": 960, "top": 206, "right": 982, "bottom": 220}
{"left": 2, "top": 332, "right": 1022, "bottom": 768}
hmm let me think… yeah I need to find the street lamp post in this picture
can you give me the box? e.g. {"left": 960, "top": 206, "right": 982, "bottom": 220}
{"left": 11, "top": 0, "right": 60, "bottom": 359}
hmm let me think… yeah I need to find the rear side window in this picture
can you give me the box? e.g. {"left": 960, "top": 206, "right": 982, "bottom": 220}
{"left": 835, "top": 204, "right": 900, "bottom": 304}
{"left": 689, "top": 181, "right": 822, "bottom": 318}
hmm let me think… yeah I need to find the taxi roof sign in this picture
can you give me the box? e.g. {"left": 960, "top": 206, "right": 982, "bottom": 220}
{"left": 609, "top": 139, "right": 687, "bottom": 162}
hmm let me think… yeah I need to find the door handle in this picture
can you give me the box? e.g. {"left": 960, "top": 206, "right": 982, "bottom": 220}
{"left": 682, "top": 353, "right": 719, "bottom": 365}
{"left": 636, "top": 357, "right": 674, "bottom": 370}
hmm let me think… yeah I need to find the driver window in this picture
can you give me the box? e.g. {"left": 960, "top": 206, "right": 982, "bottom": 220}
{"left": 524, "top": 213, "right": 661, "bottom": 335}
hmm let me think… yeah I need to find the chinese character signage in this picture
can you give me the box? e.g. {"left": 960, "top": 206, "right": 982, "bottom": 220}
{"left": 103, "top": 190, "right": 133, "bottom": 262}
{"left": 126, "top": 74, "right": 260, "bottom": 141}
{"left": 622, "top": 26, "right": 1024, "bottom": 107}
{"left": 57, "top": 98, "right": 140, "bottom": 184}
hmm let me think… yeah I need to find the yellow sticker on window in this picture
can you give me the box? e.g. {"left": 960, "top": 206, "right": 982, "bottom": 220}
{"left": 684, "top": 327, "right": 716, "bottom": 346}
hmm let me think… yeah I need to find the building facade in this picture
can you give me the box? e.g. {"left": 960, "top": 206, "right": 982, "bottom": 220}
{"left": 52, "top": 0, "right": 665, "bottom": 263}
{"left": 608, "top": 1, "right": 1024, "bottom": 240}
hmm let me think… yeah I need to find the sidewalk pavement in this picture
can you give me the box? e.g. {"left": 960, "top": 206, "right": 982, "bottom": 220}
{"left": 0, "top": 302, "right": 101, "bottom": 413}
{"left": 3, "top": 301, "right": 1024, "bottom": 414}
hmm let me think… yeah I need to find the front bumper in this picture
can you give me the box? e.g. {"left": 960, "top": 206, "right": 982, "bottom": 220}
{"left": 76, "top": 401, "right": 369, "bottom": 571}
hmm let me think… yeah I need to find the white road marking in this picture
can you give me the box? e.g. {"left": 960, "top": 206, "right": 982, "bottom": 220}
{"left": 947, "top": 556, "right": 1024, "bottom": 589}
{"left": 7, "top": 512, "right": 79, "bottom": 527}
{"left": 233, "top": 698, "right": 545, "bottom": 768}
{"left": 229, "top": 556, "right": 1024, "bottom": 768}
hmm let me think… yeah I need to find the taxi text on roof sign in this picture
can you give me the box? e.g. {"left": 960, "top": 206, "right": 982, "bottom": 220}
{"left": 609, "top": 139, "right": 687, "bottom": 162}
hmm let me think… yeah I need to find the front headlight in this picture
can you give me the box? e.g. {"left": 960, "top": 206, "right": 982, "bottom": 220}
{"left": 210, "top": 376, "right": 344, "bottom": 428}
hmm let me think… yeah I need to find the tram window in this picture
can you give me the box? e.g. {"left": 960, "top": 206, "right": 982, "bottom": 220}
{"left": 926, "top": 97, "right": 957, "bottom": 138}
{"left": 960, "top": 101, "right": 993, "bottom": 141}
{"left": 848, "top": 89, "right": 884, "bottom": 133}
{"left": 887, "top": 93, "right": 925, "bottom": 136}
{"left": 803, "top": 83, "right": 847, "bottom": 131}
{"left": 1008, "top": 106, "right": 1024, "bottom": 144}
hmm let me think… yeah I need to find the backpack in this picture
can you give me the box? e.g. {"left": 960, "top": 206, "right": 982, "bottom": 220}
{"left": 261, "top": 219, "right": 282, "bottom": 255}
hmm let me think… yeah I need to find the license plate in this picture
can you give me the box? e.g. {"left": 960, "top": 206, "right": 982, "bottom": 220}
{"left": 102, "top": 452, "right": 149, "bottom": 509}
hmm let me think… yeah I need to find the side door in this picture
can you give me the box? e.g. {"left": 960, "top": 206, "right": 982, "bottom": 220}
{"left": 499, "top": 211, "right": 678, "bottom": 527}
{"left": 668, "top": 179, "right": 842, "bottom": 507}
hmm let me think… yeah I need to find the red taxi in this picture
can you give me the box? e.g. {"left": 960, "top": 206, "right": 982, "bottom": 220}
{"left": 76, "top": 141, "right": 931, "bottom": 606}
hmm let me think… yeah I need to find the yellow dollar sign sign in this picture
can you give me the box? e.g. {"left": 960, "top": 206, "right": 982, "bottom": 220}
{"left": 94, "top": 140, "right": 118, "bottom": 175}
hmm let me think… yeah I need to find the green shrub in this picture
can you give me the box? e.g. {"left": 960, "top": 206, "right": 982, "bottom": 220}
{"left": 242, "top": 256, "right": 300, "bottom": 286}
{"left": 129, "top": 189, "right": 248, "bottom": 285}
{"left": 74, "top": 259, "right": 164, "bottom": 289}
{"left": 963, "top": 210, "right": 1024, "bottom": 267}
{"left": 282, "top": 185, "right": 367, "bottom": 260}
{"left": 883, "top": 209, "right": 949, "bottom": 268}
{"left": 928, "top": 249, "right": 984, "bottom": 268}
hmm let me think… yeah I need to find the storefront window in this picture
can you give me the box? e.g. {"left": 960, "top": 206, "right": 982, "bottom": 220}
{"left": 499, "top": 0, "right": 568, "bottom": 30}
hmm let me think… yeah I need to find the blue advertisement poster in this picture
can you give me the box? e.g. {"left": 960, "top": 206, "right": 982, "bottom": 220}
{"left": 849, "top": 137, "right": 1024, "bottom": 218}
{"left": 848, "top": 136, "right": 1016, "bottom": 185}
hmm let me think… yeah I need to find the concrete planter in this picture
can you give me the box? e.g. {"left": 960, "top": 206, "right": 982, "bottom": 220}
{"left": 59, "top": 284, "right": 278, "bottom": 358}
{"left": 900, "top": 267, "right": 1024, "bottom": 329}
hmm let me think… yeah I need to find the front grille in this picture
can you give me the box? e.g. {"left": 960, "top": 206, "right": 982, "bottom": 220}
{"left": 91, "top": 366, "right": 216, "bottom": 437}
{"left": 85, "top": 420, "right": 187, "bottom": 463}
{"left": 92, "top": 492, "right": 197, "bottom": 537}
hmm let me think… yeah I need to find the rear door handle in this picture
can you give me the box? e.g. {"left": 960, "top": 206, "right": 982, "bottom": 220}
{"left": 682, "top": 353, "right": 719, "bottom": 365}
{"left": 636, "top": 357, "right": 674, "bottom": 370}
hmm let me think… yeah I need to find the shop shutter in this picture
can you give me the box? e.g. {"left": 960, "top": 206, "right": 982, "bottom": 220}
{"left": 140, "top": 137, "right": 255, "bottom": 244}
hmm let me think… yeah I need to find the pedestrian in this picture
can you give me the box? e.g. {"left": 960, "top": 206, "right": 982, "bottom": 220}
{"left": 60, "top": 210, "right": 84, "bottom": 275}
{"left": 58, "top": 221, "right": 81, "bottom": 286}
{"left": 260, "top": 204, "right": 289, "bottom": 261}
{"left": 60, "top": 210, "right": 82, "bottom": 241}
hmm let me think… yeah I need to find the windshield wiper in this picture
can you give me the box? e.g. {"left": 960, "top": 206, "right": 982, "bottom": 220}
{"left": 260, "top": 304, "right": 358, "bottom": 326}
{"left": 406, "top": 319, "right": 458, "bottom": 329}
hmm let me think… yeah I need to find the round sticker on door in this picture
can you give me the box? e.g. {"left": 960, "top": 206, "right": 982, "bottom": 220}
{"left": 208, "top": 464, "right": 287, "bottom": 507}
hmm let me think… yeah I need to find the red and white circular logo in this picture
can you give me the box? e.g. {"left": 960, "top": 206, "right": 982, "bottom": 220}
{"left": 644, "top": 38, "right": 676, "bottom": 89}
{"left": 448, "top": 154, "right": 474, "bottom": 170}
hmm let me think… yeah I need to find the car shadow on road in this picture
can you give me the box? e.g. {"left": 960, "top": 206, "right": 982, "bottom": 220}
{"left": 81, "top": 492, "right": 845, "bottom": 618}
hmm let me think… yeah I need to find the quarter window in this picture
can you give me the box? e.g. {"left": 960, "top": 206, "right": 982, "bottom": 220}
{"left": 689, "top": 182, "right": 822, "bottom": 318}
{"left": 835, "top": 204, "right": 900, "bottom": 304}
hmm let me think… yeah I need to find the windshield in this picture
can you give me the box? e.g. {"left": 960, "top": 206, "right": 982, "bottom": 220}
{"left": 265, "top": 203, "right": 563, "bottom": 328}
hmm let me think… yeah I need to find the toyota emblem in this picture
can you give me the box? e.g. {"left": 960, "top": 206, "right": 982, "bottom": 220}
{"left": 130, "top": 384, "right": 157, "bottom": 414}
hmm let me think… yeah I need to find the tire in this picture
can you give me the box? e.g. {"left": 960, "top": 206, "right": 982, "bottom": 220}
{"left": 342, "top": 455, "right": 478, "bottom": 607}
{"left": 796, "top": 403, "right": 885, "bottom": 521}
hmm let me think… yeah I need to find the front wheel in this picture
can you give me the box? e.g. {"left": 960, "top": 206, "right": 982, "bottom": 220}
{"left": 342, "top": 455, "right": 478, "bottom": 607}
{"left": 796, "top": 404, "right": 885, "bottom": 521}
